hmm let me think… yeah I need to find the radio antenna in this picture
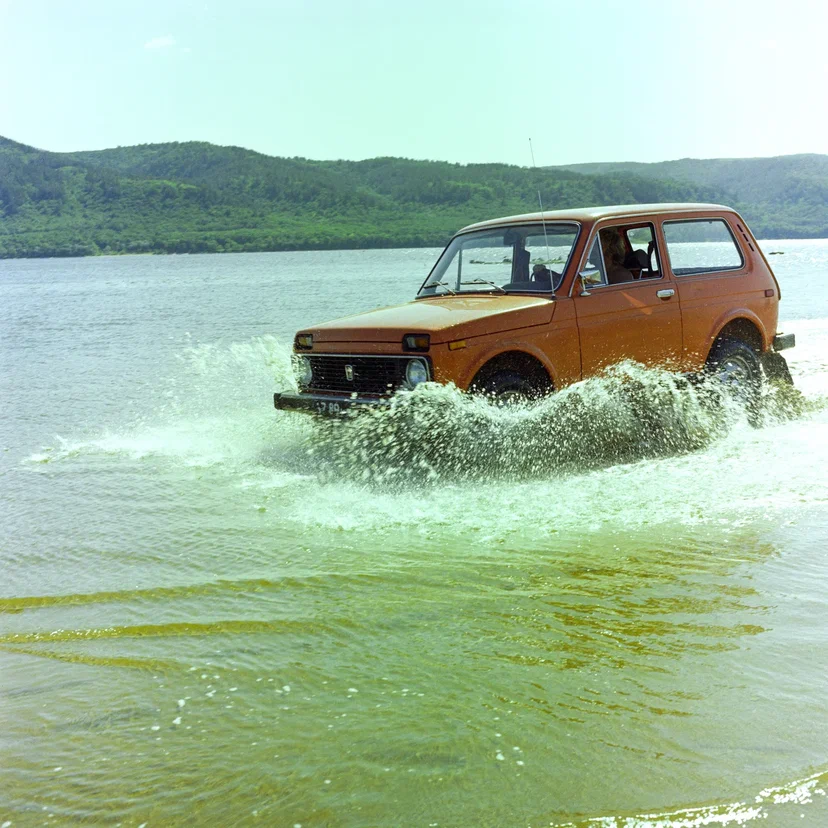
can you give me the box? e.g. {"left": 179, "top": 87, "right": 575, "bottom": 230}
{"left": 529, "top": 138, "right": 552, "bottom": 274}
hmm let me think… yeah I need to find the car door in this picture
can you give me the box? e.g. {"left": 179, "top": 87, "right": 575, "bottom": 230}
{"left": 573, "top": 221, "right": 682, "bottom": 376}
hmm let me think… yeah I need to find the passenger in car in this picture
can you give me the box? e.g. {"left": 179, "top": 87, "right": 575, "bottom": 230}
{"left": 600, "top": 228, "right": 635, "bottom": 285}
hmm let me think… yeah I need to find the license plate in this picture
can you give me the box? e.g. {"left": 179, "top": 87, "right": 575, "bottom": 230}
{"left": 314, "top": 400, "right": 343, "bottom": 415}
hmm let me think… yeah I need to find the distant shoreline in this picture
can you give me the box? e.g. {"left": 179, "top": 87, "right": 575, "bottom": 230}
{"left": 0, "top": 238, "right": 448, "bottom": 261}
{"left": 0, "top": 238, "right": 821, "bottom": 265}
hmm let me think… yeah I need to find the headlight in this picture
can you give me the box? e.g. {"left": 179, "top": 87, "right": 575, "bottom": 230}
{"left": 405, "top": 359, "right": 428, "bottom": 387}
{"left": 293, "top": 355, "right": 313, "bottom": 386}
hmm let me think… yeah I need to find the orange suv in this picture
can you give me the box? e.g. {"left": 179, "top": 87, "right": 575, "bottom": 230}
{"left": 274, "top": 203, "right": 794, "bottom": 416}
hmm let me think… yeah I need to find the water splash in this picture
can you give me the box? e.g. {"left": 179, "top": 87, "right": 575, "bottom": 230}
{"left": 27, "top": 335, "right": 819, "bottom": 487}
{"left": 26, "top": 336, "right": 304, "bottom": 468}
{"left": 303, "top": 362, "right": 815, "bottom": 486}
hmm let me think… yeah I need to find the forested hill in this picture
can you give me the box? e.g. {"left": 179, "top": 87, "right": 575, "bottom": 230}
{"left": 554, "top": 155, "right": 828, "bottom": 240}
{"left": 0, "top": 135, "right": 825, "bottom": 259}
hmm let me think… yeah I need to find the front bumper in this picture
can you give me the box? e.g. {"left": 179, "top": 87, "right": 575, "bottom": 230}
{"left": 274, "top": 391, "right": 388, "bottom": 416}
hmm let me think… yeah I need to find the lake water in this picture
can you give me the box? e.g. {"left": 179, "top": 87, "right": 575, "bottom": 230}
{"left": 3, "top": 241, "right": 828, "bottom": 826}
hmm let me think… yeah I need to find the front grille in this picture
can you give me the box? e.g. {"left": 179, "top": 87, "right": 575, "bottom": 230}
{"left": 306, "top": 355, "right": 421, "bottom": 395}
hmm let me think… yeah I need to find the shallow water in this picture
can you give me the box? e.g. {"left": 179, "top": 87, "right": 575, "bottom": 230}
{"left": 3, "top": 242, "right": 828, "bottom": 826}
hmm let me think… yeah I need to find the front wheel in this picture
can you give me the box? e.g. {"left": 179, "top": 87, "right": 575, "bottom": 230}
{"left": 705, "top": 338, "right": 762, "bottom": 423}
{"left": 472, "top": 369, "right": 545, "bottom": 406}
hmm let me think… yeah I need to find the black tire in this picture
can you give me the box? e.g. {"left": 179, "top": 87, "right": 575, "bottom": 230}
{"left": 705, "top": 337, "right": 762, "bottom": 423}
{"left": 472, "top": 369, "right": 544, "bottom": 406}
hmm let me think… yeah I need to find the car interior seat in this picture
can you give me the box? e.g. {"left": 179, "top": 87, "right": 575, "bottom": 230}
{"left": 623, "top": 248, "right": 651, "bottom": 278}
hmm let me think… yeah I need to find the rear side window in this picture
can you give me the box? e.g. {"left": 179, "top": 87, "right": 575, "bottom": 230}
{"left": 662, "top": 219, "right": 744, "bottom": 276}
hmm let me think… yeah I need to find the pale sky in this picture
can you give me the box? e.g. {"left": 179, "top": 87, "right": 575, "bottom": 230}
{"left": 0, "top": 0, "right": 826, "bottom": 166}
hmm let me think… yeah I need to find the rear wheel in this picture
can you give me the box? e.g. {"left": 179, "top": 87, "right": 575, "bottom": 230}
{"left": 705, "top": 337, "right": 762, "bottom": 422}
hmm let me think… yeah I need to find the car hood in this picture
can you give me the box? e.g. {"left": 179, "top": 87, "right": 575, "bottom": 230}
{"left": 307, "top": 295, "right": 556, "bottom": 344}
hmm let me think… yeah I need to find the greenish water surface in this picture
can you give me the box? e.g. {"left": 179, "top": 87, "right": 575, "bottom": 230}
{"left": 3, "top": 243, "right": 828, "bottom": 826}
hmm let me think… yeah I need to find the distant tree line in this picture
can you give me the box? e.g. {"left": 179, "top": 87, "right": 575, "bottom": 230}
{"left": 0, "top": 135, "right": 825, "bottom": 260}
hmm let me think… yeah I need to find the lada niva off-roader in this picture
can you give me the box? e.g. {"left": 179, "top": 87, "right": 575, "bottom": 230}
{"left": 274, "top": 204, "right": 794, "bottom": 416}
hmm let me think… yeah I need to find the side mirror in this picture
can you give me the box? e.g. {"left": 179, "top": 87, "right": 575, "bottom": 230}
{"left": 579, "top": 268, "right": 600, "bottom": 296}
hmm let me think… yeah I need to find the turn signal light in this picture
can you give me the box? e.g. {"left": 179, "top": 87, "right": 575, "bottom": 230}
{"left": 294, "top": 333, "right": 313, "bottom": 351}
{"left": 403, "top": 334, "right": 430, "bottom": 352}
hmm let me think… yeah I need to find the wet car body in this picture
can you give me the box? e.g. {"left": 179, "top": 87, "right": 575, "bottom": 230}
{"left": 275, "top": 203, "right": 794, "bottom": 415}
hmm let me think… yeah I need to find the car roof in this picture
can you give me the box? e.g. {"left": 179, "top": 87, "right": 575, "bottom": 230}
{"left": 458, "top": 203, "right": 735, "bottom": 233}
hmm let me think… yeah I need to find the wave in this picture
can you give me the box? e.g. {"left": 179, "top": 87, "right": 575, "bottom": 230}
{"left": 555, "top": 769, "right": 827, "bottom": 826}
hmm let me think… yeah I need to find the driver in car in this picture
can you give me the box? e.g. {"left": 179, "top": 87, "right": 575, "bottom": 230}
{"left": 531, "top": 263, "right": 553, "bottom": 289}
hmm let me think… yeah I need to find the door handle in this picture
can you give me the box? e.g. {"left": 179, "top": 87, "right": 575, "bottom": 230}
{"left": 656, "top": 289, "right": 675, "bottom": 299}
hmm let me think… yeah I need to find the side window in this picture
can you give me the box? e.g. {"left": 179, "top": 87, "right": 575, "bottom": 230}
{"left": 581, "top": 222, "right": 661, "bottom": 289}
{"left": 663, "top": 219, "right": 744, "bottom": 276}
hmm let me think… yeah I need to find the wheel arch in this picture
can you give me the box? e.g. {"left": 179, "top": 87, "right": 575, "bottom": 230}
{"left": 706, "top": 313, "right": 768, "bottom": 362}
{"left": 467, "top": 348, "right": 555, "bottom": 393}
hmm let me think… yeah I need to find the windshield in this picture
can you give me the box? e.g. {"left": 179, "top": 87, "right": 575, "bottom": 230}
{"left": 418, "top": 223, "right": 579, "bottom": 297}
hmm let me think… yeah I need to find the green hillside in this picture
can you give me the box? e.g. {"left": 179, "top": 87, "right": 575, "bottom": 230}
{"left": 555, "top": 155, "right": 828, "bottom": 239}
{"left": 0, "top": 135, "right": 824, "bottom": 259}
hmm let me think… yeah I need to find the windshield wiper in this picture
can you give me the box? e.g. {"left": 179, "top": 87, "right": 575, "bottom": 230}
{"left": 423, "top": 281, "right": 457, "bottom": 295}
{"left": 460, "top": 279, "right": 506, "bottom": 294}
